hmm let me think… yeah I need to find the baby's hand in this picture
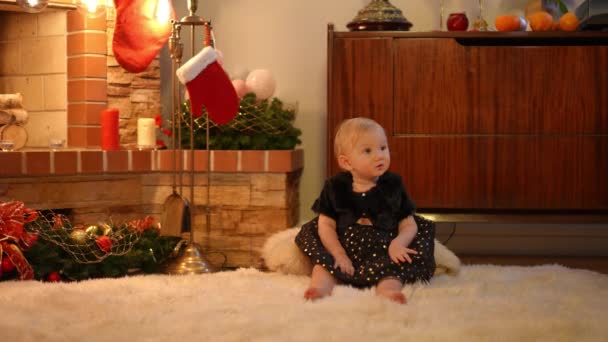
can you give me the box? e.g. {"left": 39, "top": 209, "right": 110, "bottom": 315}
{"left": 333, "top": 253, "right": 355, "bottom": 276}
{"left": 388, "top": 239, "right": 417, "bottom": 264}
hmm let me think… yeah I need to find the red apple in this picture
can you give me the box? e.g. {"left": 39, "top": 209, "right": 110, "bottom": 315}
{"left": 447, "top": 12, "right": 469, "bottom": 31}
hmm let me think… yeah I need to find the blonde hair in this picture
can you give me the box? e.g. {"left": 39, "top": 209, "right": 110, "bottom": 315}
{"left": 334, "top": 117, "right": 386, "bottom": 158}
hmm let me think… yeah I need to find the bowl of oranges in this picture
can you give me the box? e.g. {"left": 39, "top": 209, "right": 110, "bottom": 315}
{"left": 494, "top": 11, "right": 579, "bottom": 32}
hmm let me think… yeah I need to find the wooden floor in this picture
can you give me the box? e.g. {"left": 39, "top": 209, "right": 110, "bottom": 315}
{"left": 461, "top": 255, "right": 608, "bottom": 274}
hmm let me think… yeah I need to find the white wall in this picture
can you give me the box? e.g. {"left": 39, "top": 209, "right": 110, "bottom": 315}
{"left": 166, "top": 0, "right": 572, "bottom": 222}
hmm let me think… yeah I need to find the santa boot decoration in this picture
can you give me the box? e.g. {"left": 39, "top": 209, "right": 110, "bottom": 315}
{"left": 176, "top": 46, "right": 239, "bottom": 125}
{"left": 113, "top": 0, "right": 175, "bottom": 73}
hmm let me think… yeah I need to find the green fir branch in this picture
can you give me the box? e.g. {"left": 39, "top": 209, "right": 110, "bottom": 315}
{"left": 176, "top": 93, "right": 302, "bottom": 150}
{"left": 20, "top": 227, "right": 181, "bottom": 281}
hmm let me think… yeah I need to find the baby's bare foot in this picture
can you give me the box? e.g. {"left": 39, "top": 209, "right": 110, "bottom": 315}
{"left": 304, "top": 287, "right": 332, "bottom": 300}
{"left": 377, "top": 290, "right": 407, "bottom": 304}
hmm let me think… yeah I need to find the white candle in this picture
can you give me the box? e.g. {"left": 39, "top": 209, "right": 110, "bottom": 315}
{"left": 137, "top": 118, "right": 156, "bottom": 148}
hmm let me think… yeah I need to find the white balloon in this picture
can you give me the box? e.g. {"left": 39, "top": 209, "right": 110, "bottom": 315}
{"left": 246, "top": 69, "right": 276, "bottom": 100}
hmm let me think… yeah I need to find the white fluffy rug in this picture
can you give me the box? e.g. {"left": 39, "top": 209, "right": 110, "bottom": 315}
{"left": 2, "top": 265, "right": 607, "bottom": 341}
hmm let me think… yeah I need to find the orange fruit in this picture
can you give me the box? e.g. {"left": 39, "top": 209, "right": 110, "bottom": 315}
{"left": 495, "top": 15, "right": 524, "bottom": 31}
{"left": 528, "top": 11, "right": 554, "bottom": 31}
{"left": 558, "top": 12, "right": 579, "bottom": 31}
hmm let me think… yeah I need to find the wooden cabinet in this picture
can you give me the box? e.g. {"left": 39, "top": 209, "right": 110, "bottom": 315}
{"left": 327, "top": 28, "right": 608, "bottom": 211}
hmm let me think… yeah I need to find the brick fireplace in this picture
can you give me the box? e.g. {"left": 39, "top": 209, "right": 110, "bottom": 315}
{"left": 0, "top": 2, "right": 161, "bottom": 148}
{"left": 0, "top": 2, "right": 304, "bottom": 269}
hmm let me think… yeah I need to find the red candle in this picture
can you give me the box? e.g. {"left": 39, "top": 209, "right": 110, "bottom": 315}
{"left": 101, "top": 108, "right": 119, "bottom": 150}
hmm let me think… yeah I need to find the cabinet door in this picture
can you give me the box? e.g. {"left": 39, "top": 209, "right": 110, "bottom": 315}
{"left": 393, "top": 38, "right": 474, "bottom": 134}
{"left": 474, "top": 43, "right": 608, "bottom": 135}
{"left": 391, "top": 38, "right": 608, "bottom": 210}
{"left": 327, "top": 37, "right": 393, "bottom": 176}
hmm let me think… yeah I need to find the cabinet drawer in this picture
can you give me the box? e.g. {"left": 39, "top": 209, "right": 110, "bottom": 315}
{"left": 391, "top": 136, "right": 608, "bottom": 210}
{"left": 393, "top": 39, "right": 608, "bottom": 135}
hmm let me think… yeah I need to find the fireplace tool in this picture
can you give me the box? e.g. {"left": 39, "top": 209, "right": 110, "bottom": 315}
{"left": 163, "top": 0, "right": 216, "bottom": 274}
{"left": 160, "top": 89, "right": 189, "bottom": 238}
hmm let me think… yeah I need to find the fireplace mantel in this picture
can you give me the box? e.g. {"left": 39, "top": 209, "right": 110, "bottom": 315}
{"left": 0, "top": 149, "right": 304, "bottom": 176}
{"left": 0, "top": 0, "right": 76, "bottom": 13}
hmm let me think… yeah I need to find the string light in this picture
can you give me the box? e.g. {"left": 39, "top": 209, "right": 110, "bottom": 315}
{"left": 76, "top": 0, "right": 106, "bottom": 18}
{"left": 16, "top": 0, "right": 48, "bottom": 13}
{"left": 155, "top": 0, "right": 171, "bottom": 24}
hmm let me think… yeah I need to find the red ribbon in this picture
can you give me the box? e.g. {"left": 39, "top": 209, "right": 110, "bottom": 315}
{"left": 0, "top": 201, "right": 39, "bottom": 280}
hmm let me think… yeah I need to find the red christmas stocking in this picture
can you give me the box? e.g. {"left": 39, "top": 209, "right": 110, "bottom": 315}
{"left": 113, "top": 0, "right": 175, "bottom": 73}
{"left": 176, "top": 47, "right": 239, "bottom": 125}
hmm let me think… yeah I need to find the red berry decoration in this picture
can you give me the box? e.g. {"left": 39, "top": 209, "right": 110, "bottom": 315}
{"left": 1, "top": 256, "right": 16, "bottom": 273}
{"left": 447, "top": 12, "right": 469, "bottom": 31}
{"left": 46, "top": 271, "right": 62, "bottom": 282}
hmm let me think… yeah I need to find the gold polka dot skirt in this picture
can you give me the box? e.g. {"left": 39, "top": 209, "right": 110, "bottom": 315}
{"left": 295, "top": 215, "right": 436, "bottom": 288}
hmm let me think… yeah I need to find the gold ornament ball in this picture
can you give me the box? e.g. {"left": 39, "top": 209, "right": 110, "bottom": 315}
{"left": 69, "top": 229, "right": 88, "bottom": 244}
{"left": 99, "top": 223, "right": 113, "bottom": 236}
{"left": 85, "top": 225, "right": 101, "bottom": 236}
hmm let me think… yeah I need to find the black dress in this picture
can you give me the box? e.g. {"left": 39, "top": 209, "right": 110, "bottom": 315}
{"left": 295, "top": 171, "right": 435, "bottom": 288}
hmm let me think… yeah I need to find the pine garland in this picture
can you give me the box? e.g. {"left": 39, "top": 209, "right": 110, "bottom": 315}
{"left": 0, "top": 203, "right": 181, "bottom": 282}
{"left": 22, "top": 228, "right": 180, "bottom": 281}
{"left": 176, "top": 93, "right": 302, "bottom": 150}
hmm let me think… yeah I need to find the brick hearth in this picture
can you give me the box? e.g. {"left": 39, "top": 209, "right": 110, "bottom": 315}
{"left": 0, "top": 149, "right": 303, "bottom": 268}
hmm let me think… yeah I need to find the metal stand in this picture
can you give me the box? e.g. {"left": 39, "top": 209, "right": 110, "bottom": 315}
{"left": 163, "top": 0, "right": 215, "bottom": 275}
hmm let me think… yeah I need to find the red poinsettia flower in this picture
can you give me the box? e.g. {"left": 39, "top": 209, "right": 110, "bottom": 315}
{"left": 95, "top": 236, "right": 113, "bottom": 252}
{"left": 0, "top": 201, "right": 38, "bottom": 280}
{"left": 155, "top": 114, "right": 162, "bottom": 127}
{"left": 1, "top": 257, "right": 15, "bottom": 273}
{"left": 20, "top": 233, "right": 38, "bottom": 248}
{"left": 0, "top": 201, "right": 39, "bottom": 239}
{"left": 127, "top": 215, "right": 157, "bottom": 232}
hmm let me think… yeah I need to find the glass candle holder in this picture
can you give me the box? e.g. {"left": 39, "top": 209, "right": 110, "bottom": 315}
{"left": 0, "top": 139, "right": 15, "bottom": 152}
{"left": 439, "top": 0, "right": 445, "bottom": 31}
{"left": 49, "top": 138, "right": 66, "bottom": 150}
{"left": 472, "top": 0, "right": 489, "bottom": 31}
